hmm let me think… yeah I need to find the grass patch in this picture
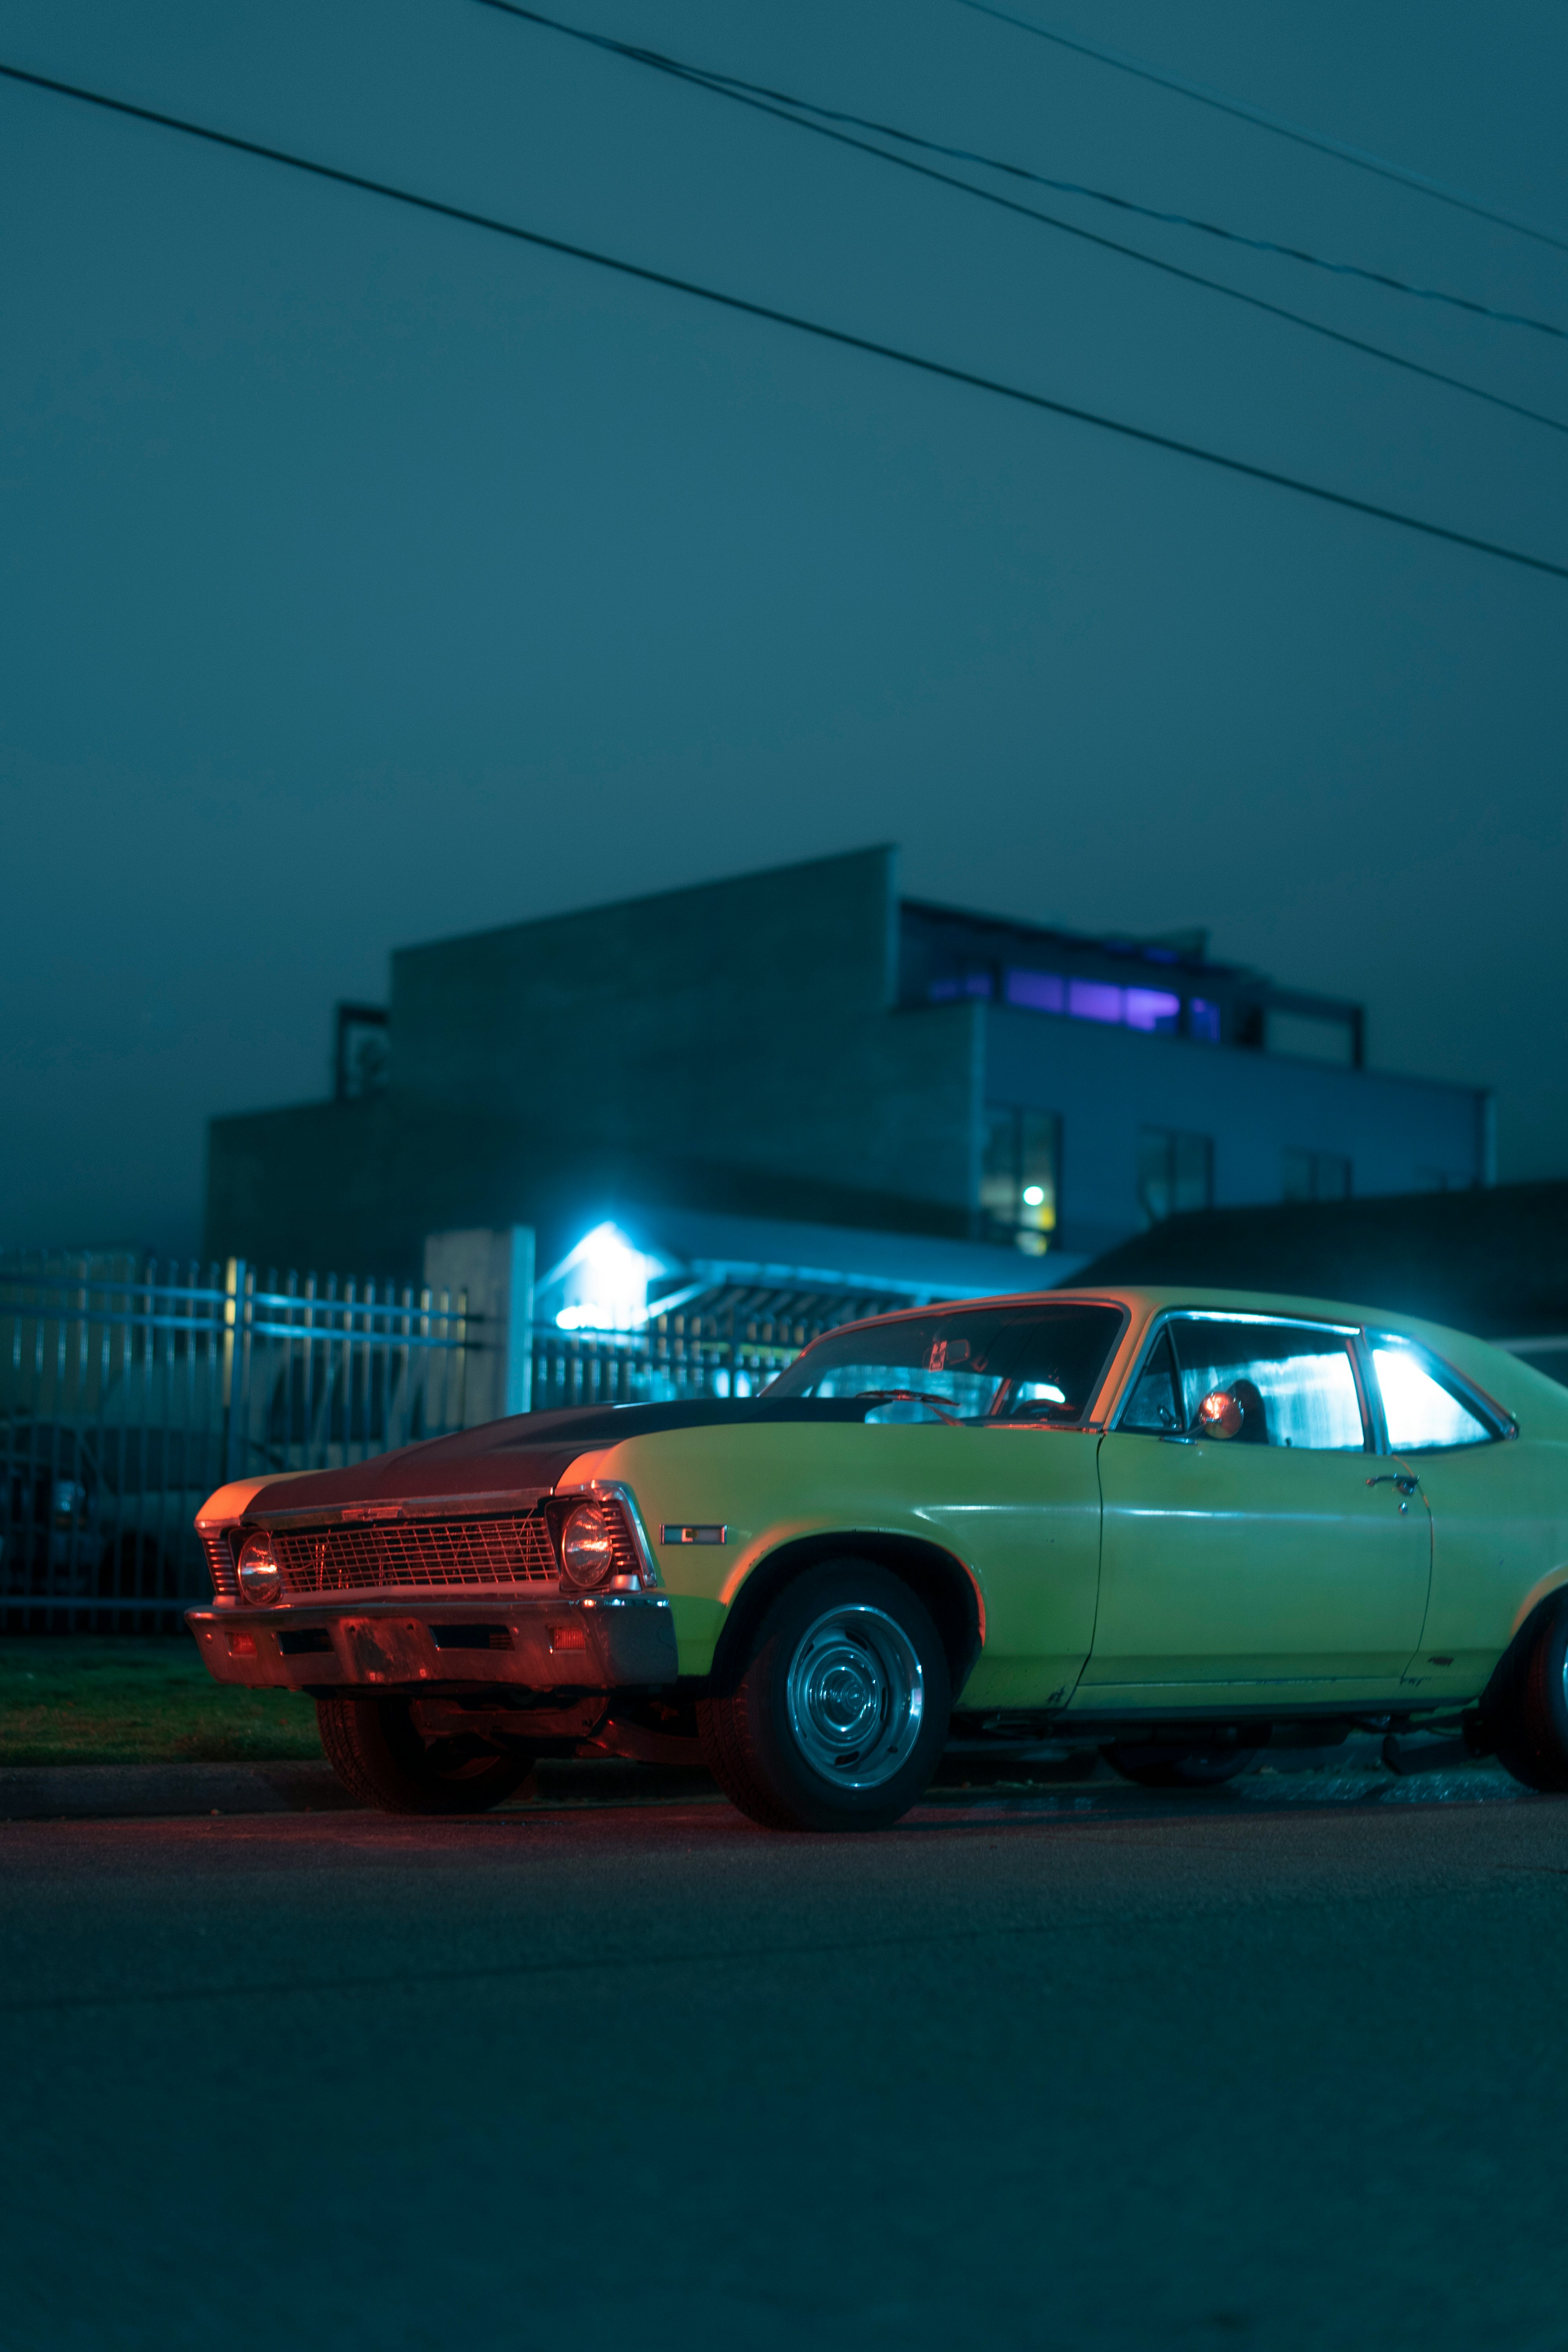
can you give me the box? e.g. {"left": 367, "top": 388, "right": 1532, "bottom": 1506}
{"left": 0, "top": 1636, "right": 323, "bottom": 1766}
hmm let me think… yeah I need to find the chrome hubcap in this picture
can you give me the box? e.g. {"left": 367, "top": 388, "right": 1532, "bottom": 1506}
{"left": 784, "top": 1604, "right": 925, "bottom": 1789}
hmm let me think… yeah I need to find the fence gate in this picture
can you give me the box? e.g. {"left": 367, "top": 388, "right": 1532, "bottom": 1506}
{"left": 0, "top": 1254, "right": 477, "bottom": 1630}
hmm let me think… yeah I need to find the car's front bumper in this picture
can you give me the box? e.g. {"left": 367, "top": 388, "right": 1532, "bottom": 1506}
{"left": 186, "top": 1592, "right": 679, "bottom": 1694}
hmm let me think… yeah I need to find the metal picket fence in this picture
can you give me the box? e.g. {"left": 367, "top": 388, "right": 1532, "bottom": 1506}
{"left": 0, "top": 1253, "right": 475, "bottom": 1630}
{"left": 529, "top": 1283, "right": 905, "bottom": 1412}
{"left": 2, "top": 1247, "right": 923, "bottom": 1632}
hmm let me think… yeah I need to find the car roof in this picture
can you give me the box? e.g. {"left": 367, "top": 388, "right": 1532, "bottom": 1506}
{"left": 820, "top": 1284, "right": 1398, "bottom": 1335}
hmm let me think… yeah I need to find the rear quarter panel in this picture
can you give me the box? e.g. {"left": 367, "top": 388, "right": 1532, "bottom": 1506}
{"left": 1385, "top": 1334, "right": 1568, "bottom": 1699}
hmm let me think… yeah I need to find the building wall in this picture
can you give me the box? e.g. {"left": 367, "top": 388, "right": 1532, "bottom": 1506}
{"left": 984, "top": 1004, "right": 1486, "bottom": 1255}
{"left": 389, "top": 845, "right": 979, "bottom": 1218}
{"left": 204, "top": 846, "right": 1493, "bottom": 1283}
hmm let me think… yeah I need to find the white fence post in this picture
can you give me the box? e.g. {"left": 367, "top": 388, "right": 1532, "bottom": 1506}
{"left": 422, "top": 1229, "right": 535, "bottom": 1426}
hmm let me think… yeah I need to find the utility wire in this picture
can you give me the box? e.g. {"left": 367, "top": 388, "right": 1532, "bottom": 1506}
{"left": 2, "top": 58, "right": 1564, "bottom": 585}
{"left": 476, "top": 1, "right": 1568, "bottom": 343}
{"left": 472, "top": 0, "right": 1568, "bottom": 440}
{"left": 954, "top": 0, "right": 1568, "bottom": 260}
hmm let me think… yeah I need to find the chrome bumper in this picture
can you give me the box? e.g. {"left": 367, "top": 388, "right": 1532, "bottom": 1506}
{"left": 186, "top": 1592, "right": 678, "bottom": 1695}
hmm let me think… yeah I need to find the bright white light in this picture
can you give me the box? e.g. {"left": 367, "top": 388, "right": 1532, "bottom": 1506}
{"left": 551, "top": 1222, "right": 665, "bottom": 1332}
{"left": 1022, "top": 1185, "right": 1046, "bottom": 1207}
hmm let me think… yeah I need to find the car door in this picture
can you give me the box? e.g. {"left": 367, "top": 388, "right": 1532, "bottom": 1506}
{"left": 1080, "top": 1312, "right": 1432, "bottom": 1708}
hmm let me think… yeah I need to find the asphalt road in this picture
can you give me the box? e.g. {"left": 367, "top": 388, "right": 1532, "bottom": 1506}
{"left": 4, "top": 1776, "right": 1567, "bottom": 2352}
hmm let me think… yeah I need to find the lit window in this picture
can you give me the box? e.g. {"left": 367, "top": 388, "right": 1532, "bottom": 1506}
{"left": 929, "top": 970, "right": 995, "bottom": 1003}
{"left": 981, "top": 1105, "right": 1062, "bottom": 1254}
{"left": 1124, "top": 988, "right": 1181, "bottom": 1034}
{"left": 1187, "top": 998, "right": 1222, "bottom": 1044}
{"left": 1004, "top": 968, "right": 1066, "bottom": 1013}
{"left": 1068, "top": 979, "right": 1123, "bottom": 1024}
{"left": 1137, "top": 1128, "right": 1212, "bottom": 1225}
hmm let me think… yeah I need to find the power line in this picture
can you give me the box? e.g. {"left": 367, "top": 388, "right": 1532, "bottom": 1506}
{"left": 2, "top": 57, "right": 1564, "bottom": 586}
{"left": 476, "top": 2, "right": 1568, "bottom": 343}
{"left": 954, "top": 0, "right": 1568, "bottom": 260}
{"left": 472, "top": 0, "right": 1568, "bottom": 440}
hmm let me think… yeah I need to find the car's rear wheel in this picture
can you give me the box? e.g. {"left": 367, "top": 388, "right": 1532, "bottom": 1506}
{"left": 697, "top": 1561, "right": 951, "bottom": 1831}
{"left": 316, "top": 1695, "right": 534, "bottom": 1814}
{"left": 1102, "top": 1731, "right": 1265, "bottom": 1788}
{"left": 1484, "top": 1596, "right": 1568, "bottom": 1792}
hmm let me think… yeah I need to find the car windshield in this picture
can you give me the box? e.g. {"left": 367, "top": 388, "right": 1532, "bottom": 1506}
{"left": 763, "top": 1302, "right": 1126, "bottom": 1423}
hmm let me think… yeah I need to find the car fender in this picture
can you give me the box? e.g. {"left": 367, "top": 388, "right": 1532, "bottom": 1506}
{"left": 1510, "top": 1560, "right": 1568, "bottom": 1638}
{"left": 706, "top": 1515, "right": 986, "bottom": 1691}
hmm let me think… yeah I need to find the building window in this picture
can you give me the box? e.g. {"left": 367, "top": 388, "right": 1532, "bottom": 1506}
{"left": 1283, "top": 1149, "right": 1351, "bottom": 1202}
{"left": 981, "top": 1105, "right": 1062, "bottom": 1255}
{"left": 1188, "top": 998, "right": 1222, "bottom": 1044}
{"left": 334, "top": 1002, "right": 389, "bottom": 1101}
{"left": 999, "top": 968, "right": 1182, "bottom": 1035}
{"left": 1137, "top": 1128, "right": 1212, "bottom": 1225}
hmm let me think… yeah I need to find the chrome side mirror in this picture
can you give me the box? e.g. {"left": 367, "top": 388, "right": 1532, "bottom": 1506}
{"left": 1197, "top": 1387, "right": 1243, "bottom": 1441}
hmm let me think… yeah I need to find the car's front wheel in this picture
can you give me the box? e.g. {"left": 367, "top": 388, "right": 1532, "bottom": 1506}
{"left": 697, "top": 1561, "right": 951, "bottom": 1831}
{"left": 316, "top": 1695, "right": 534, "bottom": 1814}
{"left": 1484, "top": 1596, "right": 1568, "bottom": 1792}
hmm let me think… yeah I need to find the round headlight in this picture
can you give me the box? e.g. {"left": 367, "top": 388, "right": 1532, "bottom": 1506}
{"left": 236, "top": 1534, "right": 281, "bottom": 1602}
{"left": 559, "top": 1503, "right": 617, "bottom": 1590}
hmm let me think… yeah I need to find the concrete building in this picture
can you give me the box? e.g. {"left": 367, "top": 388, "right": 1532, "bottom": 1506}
{"left": 205, "top": 846, "right": 1493, "bottom": 1285}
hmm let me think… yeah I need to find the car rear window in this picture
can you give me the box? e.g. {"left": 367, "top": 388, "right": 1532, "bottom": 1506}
{"left": 763, "top": 1303, "right": 1126, "bottom": 1423}
{"left": 1369, "top": 1336, "right": 1502, "bottom": 1451}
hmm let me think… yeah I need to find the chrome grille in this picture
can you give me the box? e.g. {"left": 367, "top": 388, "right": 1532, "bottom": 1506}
{"left": 273, "top": 1514, "right": 557, "bottom": 1596}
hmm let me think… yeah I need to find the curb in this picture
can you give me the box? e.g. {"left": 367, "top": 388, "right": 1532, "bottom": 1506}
{"left": 0, "top": 1757, "right": 723, "bottom": 1822}
{"left": 0, "top": 1747, "right": 1518, "bottom": 1825}
{"left": 0, "top": 1760, "right": 356, "bottom": 1820}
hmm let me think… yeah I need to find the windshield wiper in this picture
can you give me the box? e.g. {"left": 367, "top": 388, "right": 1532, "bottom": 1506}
{"left": 851, "top": 1389, "right": 969, "bottom": 1426}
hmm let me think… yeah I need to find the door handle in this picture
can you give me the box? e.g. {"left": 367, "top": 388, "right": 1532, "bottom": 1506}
{"left": 1366, "top": 1474, "right": 1419, "bottom": 1496}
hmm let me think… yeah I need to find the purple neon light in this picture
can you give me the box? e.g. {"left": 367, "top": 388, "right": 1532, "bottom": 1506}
{"left": 929, "top": 971, "right": 995, "bottom": 1003}
{"left": 1068, "top": 979, "right": 1123, "bottom": 1024}
{"left": 1124, "top": 988, "right": 1181, "bottom": 1032}
{"left": 1004, "top": 968, "right": 1066, "bottom": 1013}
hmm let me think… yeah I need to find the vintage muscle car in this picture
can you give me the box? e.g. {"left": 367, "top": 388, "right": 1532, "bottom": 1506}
{"left": 187, "top": 1287, "right": 1568, "bottom": 1827}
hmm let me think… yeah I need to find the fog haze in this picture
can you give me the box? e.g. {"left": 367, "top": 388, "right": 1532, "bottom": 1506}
{"left": 2, "top": 0, "right": 1564, "bottom": 1253}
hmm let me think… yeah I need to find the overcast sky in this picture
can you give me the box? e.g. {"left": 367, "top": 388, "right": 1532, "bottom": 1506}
{"left": 2, "top": 0, "right": 1565, "bottom": 1258}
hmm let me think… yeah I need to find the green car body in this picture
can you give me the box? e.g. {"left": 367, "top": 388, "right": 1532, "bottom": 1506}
{"left": 537, "top": 1288, "right": 1568, "bottom": 1719}
{"left": 188, "top": 1285, "right": 1568, "bottom": 1818}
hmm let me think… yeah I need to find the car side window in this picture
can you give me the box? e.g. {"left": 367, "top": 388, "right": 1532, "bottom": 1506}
{"left": 1120, "top": 1318, "right": 1368, "bottom": 1450}
{"left": 1370, "top": 1337, "right": 1496, "bottom": 1451}
{"left": 1120, "top": 1329, "right": 1184, "bottom": 1434}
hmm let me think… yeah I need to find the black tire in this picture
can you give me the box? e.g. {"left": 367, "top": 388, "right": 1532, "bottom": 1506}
{"left": 1483, "top": 1597, "right": 1568, "bottom": 1792}
{"left": 1103, "top": 1732, "right": 1266, "bottom": 1789}
{"left": 697, "top": 1560, "right": 951, "bottom": 1832}
{"left": 316, "top": 1695, "right": 534, "bottom": 1814}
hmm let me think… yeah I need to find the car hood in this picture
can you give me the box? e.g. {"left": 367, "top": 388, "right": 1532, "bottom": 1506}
{"left": 238, "top": 1397, "right": 872, "bottom": 1519}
